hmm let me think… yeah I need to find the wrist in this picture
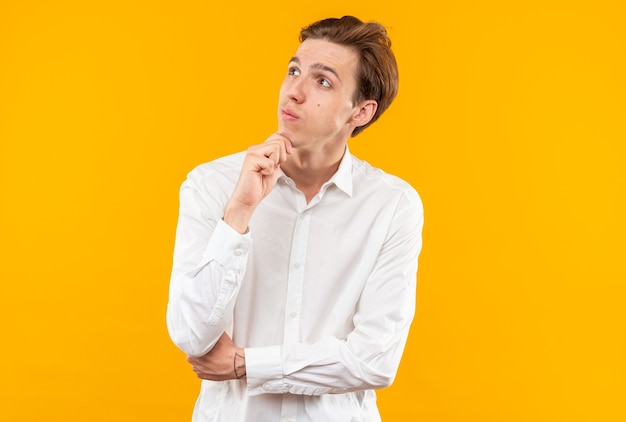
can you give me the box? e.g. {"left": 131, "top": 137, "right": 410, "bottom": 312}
{"left": 223, "top": 201, "right": 255, "bottom": 234}
{"left": 233, "top": 348, "right": 246, "bottom": 379}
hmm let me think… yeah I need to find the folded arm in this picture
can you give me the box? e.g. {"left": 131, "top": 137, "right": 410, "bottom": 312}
{"left": 166, "top": 179, "right": 252, "bottom": 357}
{"left": 186, "top": 188, "right": 424, "bottom": 394}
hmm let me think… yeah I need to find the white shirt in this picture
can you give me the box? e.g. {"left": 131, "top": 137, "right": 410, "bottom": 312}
{"left": 167, "top": 147, "right": 423, "bottom": 422}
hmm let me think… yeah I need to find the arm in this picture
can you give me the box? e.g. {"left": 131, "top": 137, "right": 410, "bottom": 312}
{"left": 166, "top": 134, "right": 292, "bottom": 357}
{"left": 165, "top": 177, "right": 252, "bottom": 357}
{"left": 188, "top": 188, "right": 424, "bottom": 391}
{"left": 245, "top": 189, "right": 424, "bottom": 395}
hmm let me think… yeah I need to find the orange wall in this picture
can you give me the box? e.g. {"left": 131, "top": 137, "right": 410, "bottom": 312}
{"left": 1, "top": 1, "right": 624, "bottom": 421}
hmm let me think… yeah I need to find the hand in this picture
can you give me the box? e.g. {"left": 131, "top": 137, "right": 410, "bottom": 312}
{"left": 187, "top": 332, "right": 246, "bottom": 381}
{"left": 224, "top": 133, "right": 292, "bottom": 233}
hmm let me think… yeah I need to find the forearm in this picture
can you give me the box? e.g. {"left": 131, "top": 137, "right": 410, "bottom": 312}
{"left": 245, "top": 191, "right": 422, "bottom": 396}
{"left": 167, "top": 220, "right": 252, "bottom": 357}
{"left": 245, "top": 327, "right": 411, "bottom": 396}
{"left": 223, "top": 199, "right": 256, "bottom": 235}
{"left": 167, "top": 262, "right": 238, "bottom": 356}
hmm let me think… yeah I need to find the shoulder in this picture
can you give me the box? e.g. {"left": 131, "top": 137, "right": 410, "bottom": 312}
{"left": 350, "top": 155, "right": 423, "bottom": 209}
{"left": 186, "top": 151, "right": 245, "bottom": 184}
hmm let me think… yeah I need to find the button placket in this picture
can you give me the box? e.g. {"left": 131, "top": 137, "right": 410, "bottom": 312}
{"left": 283, "top": 210, "right": 310, "bottom": 346}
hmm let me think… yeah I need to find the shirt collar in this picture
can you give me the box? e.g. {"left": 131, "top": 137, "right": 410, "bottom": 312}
{"left": 327, "top": 146, "right": 353, "bottom": 197}
{"left": 278, "top": 146, "right": 354, "bottom": 197}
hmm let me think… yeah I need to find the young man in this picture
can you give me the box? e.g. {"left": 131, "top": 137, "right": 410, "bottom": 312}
{"left": 167, "top": 15, "right": 424, "bottom": 421}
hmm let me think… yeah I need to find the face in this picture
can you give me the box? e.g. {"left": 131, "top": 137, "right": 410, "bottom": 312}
{"left": 277, "top": 38, "right": 371, "bottom": 149}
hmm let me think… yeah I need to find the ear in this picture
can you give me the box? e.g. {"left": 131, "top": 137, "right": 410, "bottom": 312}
{"left": 350, "top": 100, "right": 378, "bottom": 128}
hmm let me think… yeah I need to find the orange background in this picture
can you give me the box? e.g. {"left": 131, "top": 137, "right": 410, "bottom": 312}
{"left": 1, "top": 1, "right": 624, "bottom": 421}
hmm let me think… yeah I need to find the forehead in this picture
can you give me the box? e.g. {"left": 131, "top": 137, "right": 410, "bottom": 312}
{"left": 293, "top": 39, "right": 359, "bottom": 82}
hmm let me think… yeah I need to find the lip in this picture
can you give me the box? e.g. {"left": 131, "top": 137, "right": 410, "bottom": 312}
{"left": 280, "top": 108, "right": 299, "bottom": 121}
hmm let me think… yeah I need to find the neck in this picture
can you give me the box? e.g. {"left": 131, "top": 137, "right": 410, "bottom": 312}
{"left": 281, "top": 144, "right": 346, "bottom": 202}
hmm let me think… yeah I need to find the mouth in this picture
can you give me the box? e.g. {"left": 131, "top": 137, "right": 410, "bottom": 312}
{"left": 280, "top": 108, "right": 299, "bottom": 121}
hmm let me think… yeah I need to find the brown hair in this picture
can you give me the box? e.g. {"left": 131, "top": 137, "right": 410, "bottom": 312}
{"left": 299, "top": 15, "right": 399, "bottom": 137}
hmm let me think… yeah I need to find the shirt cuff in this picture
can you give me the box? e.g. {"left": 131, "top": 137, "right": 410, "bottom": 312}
{"left": 203, "top": 219, "right": 252, "bottom": 271}
{"left": 245, "top": 345, "right": 286, "bottom": 395}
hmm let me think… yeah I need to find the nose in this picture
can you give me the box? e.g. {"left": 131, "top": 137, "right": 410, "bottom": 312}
{"left": 284, "top": 77, "right": 305, "bottom": 104}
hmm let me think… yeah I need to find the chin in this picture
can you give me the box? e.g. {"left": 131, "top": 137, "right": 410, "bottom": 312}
{"left": 277, "top": 128, "right": 297, "bottom": 146}
{"left": 286, "top": 136, "right": 299, "bottom": 149}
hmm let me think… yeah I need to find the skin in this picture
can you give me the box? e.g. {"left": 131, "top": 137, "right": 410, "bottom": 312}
{"left": 187, "top": 38, "right": 378, "bottom": 381}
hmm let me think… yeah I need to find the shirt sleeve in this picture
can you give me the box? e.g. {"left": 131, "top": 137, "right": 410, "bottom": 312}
{"left": 245, "top": 188, "right": 424, "bottom": 395}
{"left": 166, "top": 175, "right": 252, "bottom": 357}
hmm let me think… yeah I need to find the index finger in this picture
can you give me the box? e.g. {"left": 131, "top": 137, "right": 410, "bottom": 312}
{"left": 275, "top": 132, "right": 293, "bottom": 155}
{"left": 263, "top": 133, "right": 292, "bottom": 164}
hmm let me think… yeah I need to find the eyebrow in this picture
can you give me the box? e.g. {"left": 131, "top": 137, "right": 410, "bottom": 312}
{"left": 289, "top": 56, "right": 341, "bottom": 82}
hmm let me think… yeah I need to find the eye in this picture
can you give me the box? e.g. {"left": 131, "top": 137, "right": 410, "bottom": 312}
{"left": 319, "top": 78, "right": 331, "bottom": 88}
{"left": 288, "top": 67, "right": 300, "bottom": 77}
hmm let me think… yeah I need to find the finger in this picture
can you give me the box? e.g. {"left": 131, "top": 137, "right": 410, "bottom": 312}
{"left": 250, "top": 141, "right": 280, "bottom": 163}
{"left": 266, "top": 143, "right": 284, "bottom": 166}
{"left": 254, "top": 156, "right": 279, "bottom": 176}
{"left": 263, "top": 133, "right": 292, "bottom": 164}
{"left": 276, "top": 132, "right": 293, "bottom": 155}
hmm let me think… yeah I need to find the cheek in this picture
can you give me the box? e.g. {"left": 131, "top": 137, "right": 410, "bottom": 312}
{"left": 313, "top": 100, "right": 354, "bottom": 128}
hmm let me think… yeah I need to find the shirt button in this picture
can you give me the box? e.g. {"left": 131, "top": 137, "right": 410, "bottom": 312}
{"left": 294, "top": 262, "right": 301, "bottom": 269}
{"left": 234, "top": 249, "right": 243, "bottom": 256}
{"left": 290, "top": 312, "right": 297, "bottom": 318}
